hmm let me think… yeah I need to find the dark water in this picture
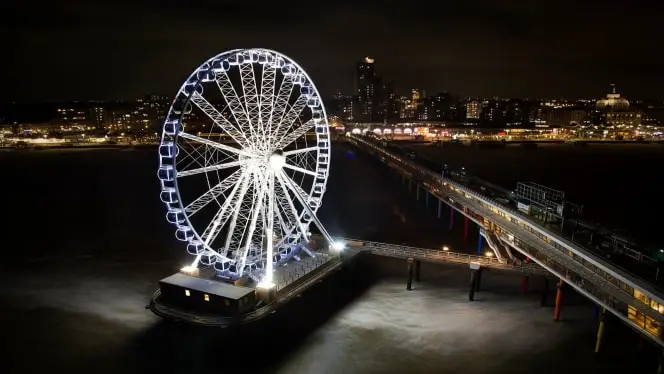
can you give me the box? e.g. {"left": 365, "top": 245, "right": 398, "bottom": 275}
{"left": 0, "top": 143, "right": 661, "bottom": 373}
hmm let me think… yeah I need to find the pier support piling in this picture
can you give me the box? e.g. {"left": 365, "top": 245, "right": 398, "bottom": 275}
{"left": 437, "top": 199, "right": 442, "bottom": 219}
{"left": 475, "top": 268, "right": 483, "bottom": 292}
{"left": 521, "top": 276, "right": 529, "bottom": 295}
{"left": 477, "top": 233, "right": 484, "bottom": 256}
{"left": 406, "top": 258, "right": 414, "bottom": 291}
{"left": 416, "top": 184, "right": 420, "bottom": 201}
{"left": 594, "top": 307, "right": 607, "bottom": 353}
{"left": 449, "top": 208, "right": 454, "bottom": 230}
{"left": 469, "top": 271, "right": 477, "bottom": 301}
{"left": 469, "top": 262, "right": 481, "bottom": 301}
{"left": 554, "top": 279, "right": 564, "bottom": 321}
{"left": 463, "top": 216, "right": 469, "bottom": 242}
{"left": 540, "top": 278, "right": 549, "bottom": 307}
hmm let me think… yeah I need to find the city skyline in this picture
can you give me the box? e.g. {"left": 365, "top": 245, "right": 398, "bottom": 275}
{"left": 3, "top": 1, "right": 664, "bottom": 102}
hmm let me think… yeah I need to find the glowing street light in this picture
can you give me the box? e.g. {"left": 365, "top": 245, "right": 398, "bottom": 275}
{"left": 485, "top": 251, "right": 495, "bottom": 258}
{"left": 442, "top": 246, "right": 450, "bottom": 251}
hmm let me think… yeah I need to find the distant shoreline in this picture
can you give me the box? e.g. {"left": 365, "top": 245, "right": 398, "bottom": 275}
{"left": 0, "top": 144, "right": 158, "bottom": 152}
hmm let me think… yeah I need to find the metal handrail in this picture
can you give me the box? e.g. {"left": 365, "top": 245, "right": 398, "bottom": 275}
{"left": 332, "top": 236, "right": 546, "bottom": 275}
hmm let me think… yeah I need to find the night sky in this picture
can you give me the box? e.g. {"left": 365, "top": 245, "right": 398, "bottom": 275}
{"left": 2, "top": 0, "right": 663, "bottom": 101}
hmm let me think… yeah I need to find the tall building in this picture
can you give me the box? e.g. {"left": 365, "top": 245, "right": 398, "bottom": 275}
{"left": 354, "top": 57, "right": 384, "bottom": 122}
{"left": 406, "top": 89, "right": 425, "bottom": 120}
{"left": 342, "top": 96, "right": 361, "bottom": 122}
{"left": 91, "top": 106, "right": 105, "bottom": 128}
{"left": 480, "top": 100, "right": 505, "bottom": 126}
{"left": 425, "top": 92, "right": 455, "bottom": 121}
{"left": 466, "top": 100, "right": 483, "bottom": 120}
{"left": 383, "top": 81, "right": 400, "bottom": 123}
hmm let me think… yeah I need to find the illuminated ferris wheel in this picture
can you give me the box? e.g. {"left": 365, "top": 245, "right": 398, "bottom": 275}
{"left": 157, "top": 48, "right": 340, "bottom": 287}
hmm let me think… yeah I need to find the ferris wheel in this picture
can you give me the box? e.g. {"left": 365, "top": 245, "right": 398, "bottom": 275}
{"left": 157, "top": 48, "right": 341, "bottom": 287}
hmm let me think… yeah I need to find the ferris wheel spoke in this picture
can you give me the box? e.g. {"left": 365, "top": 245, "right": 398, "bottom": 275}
{"left": 176, "top": 159, "right": 248, "bottom": 178}
{"left": 237, "top": 169, "right": 270, "bottom": 276}
{"left": 260, "top": 60, "right": 277, "bottom": 144}
{"left": 263, "top": 171, "right": 277, "bottom": 284}
{"left": 215, "top": 72, "right": 256, "bottom": 150}
{"left": 283, "top": 146, "right": 318, "bottom": 156}
{"left": 272, "top": 198, "right": 303, "bottom": 250}
{"left": 275, "top": 175, "right": 310, "bottom": 241}
{"left": 178, "top": 141, "right": 237, "bottom": 177}
{"left": 271, "top": 94, "right": 308, "bottom": 147}
{"left": 269, "top": 75, "right": 295, "bottom": 139}
{"left": 176, "top": 135, "right": 217, "bottom": 171}
{"left": 178, "top": 131, "right": 254, "bottom": 158}
{"left": 277, "top": 171, "right": 334, "bottom": 245}
{"left": 221, "top": 168, "right": 253, "bottom": 257}
{"left": 200, "top": 170, "right": 249, "bottom": 246}
{"left": 190, "top": 92, "right": 251, "bottom": 148}
{"left": 273, "top": 204, "right": 292, "bottom": 240}
{"left": 281, "top": 172, "right": 314, "bottom": 207}
{"left": 184, "top": 168, "right": 245, "bottom": 215}
{"left": 233, "top": 169, "right": 264, "bottom": 273}
{"left": 273, "top": 119, "right": 316, "bottom": 150}
{"left": 274, "top": 179, "right": 300, "bottom": 233}
{"left": 239, "top": 63, "right": 263, "bottom": 150}
{"left": 283, "top": 162, "right": 317, "bottom": 177}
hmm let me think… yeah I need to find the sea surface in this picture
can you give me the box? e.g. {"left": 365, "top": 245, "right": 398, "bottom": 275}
{"left": 0, "top": 142, "right": 662, "bottom": 373}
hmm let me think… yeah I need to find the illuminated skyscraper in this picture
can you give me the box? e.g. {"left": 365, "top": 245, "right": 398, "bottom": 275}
{"left": 354, "top": 57, "right": 383, "bottom": 122}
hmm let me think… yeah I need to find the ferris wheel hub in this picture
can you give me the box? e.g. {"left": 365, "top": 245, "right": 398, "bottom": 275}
{"left": 268, "top": 150, "right": 286, "bottom": 171}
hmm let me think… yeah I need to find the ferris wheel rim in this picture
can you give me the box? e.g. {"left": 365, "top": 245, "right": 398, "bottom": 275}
{"left": 158, "top": 48, "right": 332, "bottom": 279}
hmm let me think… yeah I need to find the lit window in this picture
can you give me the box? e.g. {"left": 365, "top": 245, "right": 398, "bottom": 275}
{"left": 204, "top": 294, "right": 210, "bottom": 302}
{"left": 185, "top": 289, "right": 191, "bottom": 296}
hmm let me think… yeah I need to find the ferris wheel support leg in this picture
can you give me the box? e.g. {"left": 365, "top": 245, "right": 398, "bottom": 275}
{"left": 277, "top": 171, "right": 340, "bottom": 251}
{"left": 239, "top": 169, "right": 269, "bottom": 278}
{"left": 191, "top": 254, "right": 202, "bottom": 268}
{"left": 263, "top": 171, "right": 276, "bottom": 286}
{"left": 276, "top": 176, "right": 317, "bottom": 254}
